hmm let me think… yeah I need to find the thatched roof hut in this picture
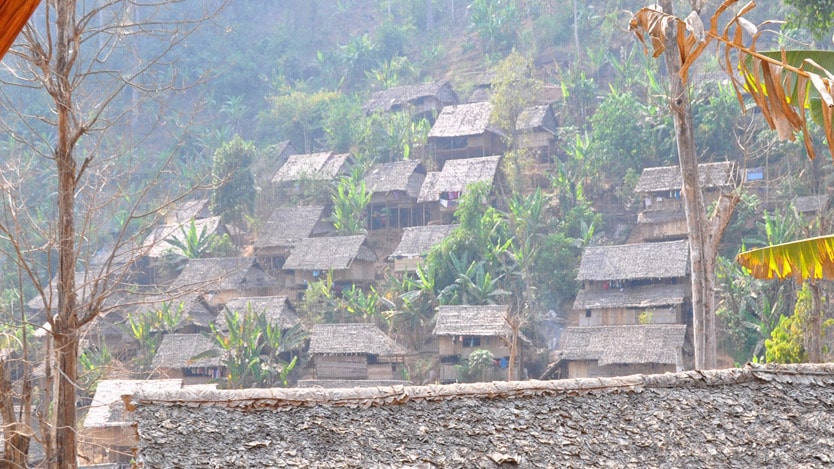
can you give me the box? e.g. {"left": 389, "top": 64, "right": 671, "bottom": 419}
{"left": 133, "top": 363, "right": 834, "bottom": 467}
{"left": 557, "top": 324, "right": 687, "bottom": 367}
{"left": 151, "top": 333, "right": 223, "bottom": 371}
{"left": 390, "top": 224, "right": 457, "bottom": 259}
{"left": 214, "top": 296, "right": 299, "bottom": 331}
{"left": 272, "top": 152, "right": 350, "bottom": 184}
{"left": 417, "top": 155, "right": 502, "bottom": 203}
{"left": 363, "top": 160, "right": 426, "bottom": 200}
{"left": 141, "top": 216, "right": 223, "bottom": 259}
{"left": 282, "top": 236, "right": 376, "bottom": 271}
{"left": 427, "top": 101, "right": 504, "bottom": 139}
{"left": 169, "top": 257, "right": 277, "bottom": 294}
{"left": 254, "top": 205, "right": 330, "bottom": 252}
{"left": 794, "top": 194, "right": 829, "bottom": 214}
{"left": 576, "top": 239, "right": 689, "bottom": 282}
{"left": 308, "top": 323, "right": 407, "bottom": 357}
{"left": 362, "top": 81, "right": 458, "bottom": 115}
{"left": 573, "top": 283, "right": 686, "bottom": 311}
{"left": 634, "top": 161, "right": 736, "bottom": 194}
{"left": 434, "top": 304, "right": 511, "bottom": 338}
{"left": 163, "top": 198, "right": 211, "bottom": 225}
{"left": 516, "top": 104, "right": 557, "bottom": 133}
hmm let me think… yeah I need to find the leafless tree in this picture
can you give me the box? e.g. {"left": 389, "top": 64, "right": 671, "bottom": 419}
{"left": 0, "top": 0, "right": 226, "bottom": 466}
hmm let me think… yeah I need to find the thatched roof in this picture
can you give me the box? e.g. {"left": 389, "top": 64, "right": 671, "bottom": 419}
{"left": 794, "top": 194, "right": 829, "bottom": 214}
{"left": 214, "top": 296, "right": 299, "bottom": 331}
{"left": 573, "top": 283, "right": 687, "bottom": 310}
{"left": 135, "top": 292, "right": 215, "bottom": 325}
{"left": 133, "top": 363, "right": 834, "bottom": 467}
{"left": 636, "top": 209, "right": 686, "bottom": 225}
{"left": 434, "top": 304, "right": 510, "bottom": 337}
{"left": 362, "top": 160, "right": 426, "bottom": 198}
{"left": 88, "top": 235, "right": 146, "bottom": 268}
{"left": 577, "top": 239, "right": 690, "bottom": 281}
{"left": 141, "top": 216, "right": 222, "bottom": 258}
{"left": 427, "top": 101, "right": 504, "bottom": 138}
{"left": 634, "top": 161, "right": 736, "bottom": 193}
{"left": 417, "top": 155, "right": 502, "bottom": 203}
{"left": 558, "top": 324, "right": 686, "bottom": 366}
{"left": 164, "top": 199, "right": 210, "bottom": 225}
{"left": 27, "top": 271, "right": 97, "bottom": 311}
{"left": 272, "top": 152, "right": 350, "bottom": 183}
{"left": 282, "top": 236, "right": 376, "bottom": 271}
{"left": 254, "top": 206, "right": 329, "bottom": 250}
{"left": 389, "top": 224, "right": 457, "bottom": 259}
{"left": 169, "top": 257, "right": 276, "bottom": 293}
{"left": 308, "top": 323, "right": 407, "bottom": 356}
{"left": 362, "top": 81, "right": 458, "bottom": 114}
{"left": 84, "top": 379, "right": 183, "bottom": 429}
{"left": 516, "top": 104, "right": 557, "bottom": 132}
{"left": 151, "top": 333, "right": 223, "bottom": 370}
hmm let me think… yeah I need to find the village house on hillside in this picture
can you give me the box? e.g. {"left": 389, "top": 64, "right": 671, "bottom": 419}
{"left": 794, "top": 194, "right": 829, "bottom": 218}
{"left": 80, "top": 379, "right": 187, "bottom": 465}
{"left": 271, "top": 151, "right": 351, "bottom": 188}
{"left": 253, "top": 205, "right": 331, "bottom": 268}
{"left": 553, "top": 324, "right": 689, "bottom": 379}
{"left": 572, "top": 239, "right": 690, "bottom": 327}
{"left": 214, "top": 296, "right": 300, "bottom": 331}
{"left": 163, "top": 198, "right": 212, "bottom": 225}
{"left": 151, "top": 333, "right": 225, "bottom": 384}
{"left": 363, "top": 159, "right": 427, "bottom": 230}
{"left": 631, "top": 161, "right": 737, "bottom": 242}
{"left": 418, "top": 155, "right": 502, "bottom": 224}
{"left": 362, "top": 81, "right": 459, "bottom": 121}
{"left": 389, "top": 224, "right": 458, "bottom": 274}
{"left": 252, "top": 140, "right": 295, "bottom": 189}
{"left": 434, "top": 304, "right": 516, "bottom": 383}
{"left": 427, "top": 101, "right": 506, "bottom": 164}
{"left": 137, "top": 292, "right": 216, "bottom": 335}
{"left": 281, "top": 235, "right": 377, "bottom": 289}
{"left": 140, "top": 215, "right": 225, "bottom": 260}
{"left": 515, "top": 103, "right": 558, "bottom": 159}
{"left": 306, "top": 323, "right": 408, "bottom": 382}
{"left": 168, "top": 257, "right": 279, "bottom": 306}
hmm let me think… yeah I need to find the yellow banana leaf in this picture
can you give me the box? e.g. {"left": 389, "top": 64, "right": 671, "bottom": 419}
{"left": 0, "top": 0, "right": 40, "bottom": 61}
{"left": 737, "top": 234, "right": 834, "bottom": 282}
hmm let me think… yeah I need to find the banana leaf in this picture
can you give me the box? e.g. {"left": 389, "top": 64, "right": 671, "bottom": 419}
{"left": 736, "top": 234, "right": 834, "bottom": 282}
{"left": 757, "top": 50, "right": 834, "bottom": 128}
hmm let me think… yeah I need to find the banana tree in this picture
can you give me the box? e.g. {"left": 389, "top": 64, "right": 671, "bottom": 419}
{"left": 630, "top": 0, "right": 834, "bottom": 368}
{"left": 737, "top": 234, "right": 834, "bottom": 361}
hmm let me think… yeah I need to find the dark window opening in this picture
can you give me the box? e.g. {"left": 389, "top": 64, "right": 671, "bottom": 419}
{"left": 462, "top": 336, "right": 481, "bottom": 347}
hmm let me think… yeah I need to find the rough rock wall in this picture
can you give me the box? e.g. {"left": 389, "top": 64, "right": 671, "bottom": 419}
{"left": 133, "top": 364, "right": 834, "bottom": 468}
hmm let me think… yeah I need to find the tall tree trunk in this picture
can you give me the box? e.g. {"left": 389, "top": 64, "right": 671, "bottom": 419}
{"left": 52, "top": 1, "right": 80, "bottom": 467}
{"left": 659, "top": 0, "right": 714, "bottom": 369}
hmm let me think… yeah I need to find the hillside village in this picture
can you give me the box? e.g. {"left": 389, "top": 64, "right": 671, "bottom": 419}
{"left": 3, "top": 0, "right": 834, "bottom": 466}
{"left": 65, "top": 77, "right": 798, "bottom": 465}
